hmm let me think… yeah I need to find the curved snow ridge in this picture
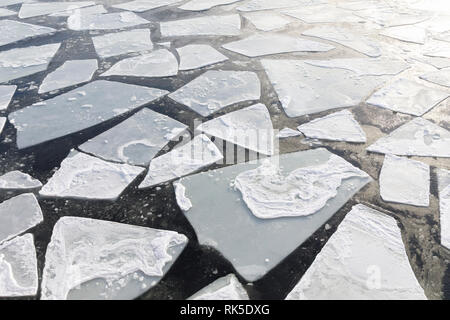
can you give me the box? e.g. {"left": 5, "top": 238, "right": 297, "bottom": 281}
{"left": 189, "top": 274, "right": 249, "bottom": 300}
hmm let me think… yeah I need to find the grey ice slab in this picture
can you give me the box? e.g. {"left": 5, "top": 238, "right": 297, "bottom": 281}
{"left": 367, "top": 117, "right": 450, "bottom": 158}
{"left": 0, "top": 234, "right": 38, "bottom": 297}
{"left": 0, "top": 171, "right": 42, "bottom": 190}
{"left": 222, "top": 34, "right": 334, "bottom": 57}
{"left": 19, "top": 1, "right": 95, "bottom": 18}
{"left": 39, "top": 151, "right": 145, "bottom": 201}
{"left": 38, "top": 59, "right": 98, "bottom": 94}
{"left": 179, "top": 148, "right": 372, "bottom": 282}
{"left": 283, "top": 5, "right": 364, "bottom": 24}
{"left": 0, "top": 118, "right": 5, "bottom": 135}
{"left": 112, "top": 0, "right": 182, "bottom": 12}
{"left": 286, "top": 204, "right": 427, "bottom": 300}
{"left": 0, "top": 43, "right": 60, "bottom": 84}
{"left": 243, "top": 12, "right": 291, "bottom": 31}
{"left": 437, "top": 169, "right": 450, "bottom": 250}
{"left": 49, "top": 4, "right": 106, "bottom": 17}
{"left": 92, "top": 29, "right": 153, "bottom": 59}
{"left": 169, "top": 70, "right": 260, "bottom": 117}
{"left": 68, "top": 11, "right": 149, "bottom": 31}
{"left": 179, "top": 0, "right": 241, "bottom": 11}
{"left": 189, "top": 274, "right": 249, "bottom": 300}
{"left": 0, "top": 193, "right": 43, "bottom": 244}
{"left": 160, "top": 14, "right": 241, "bottom": 37}
{"left": 0, "top": 85, "right": 16, "bottom": 111}
{"left": 0, "top": 8, "right": 16, "bottom": 17}
{"left": 177, "top": 44, "right": 228, "bottom": 71}
{"left": 8, "top": 80, "right": 168, "bottom": 149}
{"left": 380, "top": 25, "right": 427, "bottom": 44}
{"left": 79, "top": 108, "right": 188, "bottom": 167}
{"left": 420, "top": 68, "right": 450, "bottom": 87}
{"left": 40, "top": 216, "right": 188, "bottom": 300}
{"left": 237, "top": 0, "right": 318, "bottom": 12}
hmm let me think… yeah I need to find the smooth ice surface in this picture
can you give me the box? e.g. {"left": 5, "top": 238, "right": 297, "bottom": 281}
{"left": 189, "top": 274, "right": 249, "bottom": 300}
{"left": 0, "top": 8, "right": 15, "bottom": 18}
{"left": 92, "top": 29, "right": 153, "bottom": 59}
{"left": 222, "top": 34, "right": 334, "bottom": 57}
{"left": 276, "top": 128, "right": 302, "bottom": 138}
{"left": 283, "top": 5, "right": 363, "bottom": 24}
{"left": 353, "top": 7, "right": 430, "bottom": 27}
{"left": 0, "top": 20, "right": 53, "bottom": 48}
{"left": 180, "top": 0, "right": 240, "bottom": 11}
{"left": 160, "top": 14, "right": 241, "bottom": 37}
{"left": 19, "top": 1, "right": 94, "bottom": 18}
{"left": 380, "top": 155, "right": 430, "bottom": 207}
{"left": 139, "top": 134, "right": 223, "bottom": 188}
{"left": 9, "top": 80, "right": 168, "bottom": 149}
{"left": 437, "top": 169, "right": 450, "bottom": 250}
{"left": 180, "top": 148, "right": 372, "bottom": 281}
{"left": 237, "top": 0, "right": 308, "bottom": 12}
{"left": 286, "top": 204, "right": 427, "bottom": 300}
{"left": 101, "top": 49, "right": 178, "bottom": 78}
{"left": 49, "top": 4, "right": 106, "bottom": 17}
{"left": 0, "top": 193, "right": 43, "bottom": 244}
{"left": 243, "top": 12, "right": 291, "bottom": 31}
{"left": 196, "top": 103, "right": 274, "bottom": 155}
{"left": 0, "top": 0, "right": 33, "bottom": 6}
{"left": 367, "top": 117, "right": 450, "bottom": 158}
{"left": 0, "top": 43, "right": 60, "bottom": 84}
{"left": 0, "top": 171, "right": 42, "bottom": 190}
{"left": 423, "top": 40, "right": 450, "bottom": 59}
{"left": 0, "top": 234, "right": 38, "bottom": 297}
{"left": 38, "top": 60, "right": 98, "bottom": 94}
{"left": 113, "top": 0, "right": 182, "bottom": 12}
{"left": 177, "top": 44, "right": 228, "bottom": 71}
{"left": 0, "top": 85, "right": 16, "bottom": 111}
{"left": 297, "top": 110, "right": 366, "bottom": 143}
{"left": 169, "top": 70, "right": 260, "bottom": 116}
{"left": 420, "top": 68, "right": 450, "bottom": 88}
{"left": 380, "top": 25, "right": 427, "bottom": 44}
{"left": 0, "top": 118, "right": 5, "bottom": 136}
{"left": 79, "top": 108, "right": 188, "bottom": 166}
{"left": 68, "top": 12, "right": 149, "bottom": 31}
{"left": 40, "top": 216, "right": 188, "bottom": 300}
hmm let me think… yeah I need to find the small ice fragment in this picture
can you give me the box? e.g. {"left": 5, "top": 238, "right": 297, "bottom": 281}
{"left": 189, "top": 274, "right": 249, "bottom": 300}
{"left": 179, "top": 0, "right": 240, "bottom": 11}
{"left": 68, "top": 12, "right": 149, "bottom": 31}
{"left": 419, "top": 68, "right": 450, "bottom": 87}
{"left": 0, "top": 171, "right": 42, "bottom": 190}
{"left": 0, "top": 117, "right": 5, "bottom": 135}
{"left": 243, "top": 12, "right": 291, "bottom": 31}
{"left": 380, "top": 25, "right": 427, "bottom": 44}
{"left": 177, "top": 44, "right": 228, "bottom": 71}
{"left": 437, "top": 169, "right": 450, "bottom": 250}
{"left": 113, "top": 0, "right": 182, "bottom": 12}
{"left": 276, "top": 128, "right": 302, "bottom": 138}
{"left": 0, "top": 86, "right": 16, "bottom": 111}
{"left": 92, "top": 29, "right": 153, "bottom": 59}
{"left": 160, "top": 15, "right": 241, "bottom": 37}
{"left": 173, "top": 181, "right": 192, "bottom": 211}
{"left": 19, "top": 1, "right": 95, "bottom": 18}
{"left": 0, "top": 20, "right": 56, "bottom": 47}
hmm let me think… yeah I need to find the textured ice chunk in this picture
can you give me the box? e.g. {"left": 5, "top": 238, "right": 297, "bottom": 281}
{"left": 160, "top": 15, "right": 241, "bottom": 37}
{"left": 179, "top": 0, "right": 240, "bottom": 11}
{"left": 283, "top": 5, "right": 363, "bottom": 24}
{"left": 196, "top": 103, "right": 274, "bottom": 155}
{"left": 189, "top": 274, "right": 249, "bottom": 300}
{"left": 423, "top": 40, "right": 450, "bottom": 59}
{"left": 243, "top": 12, "right": 291, "bottom": 31}
{"left": 113, "top": 0, "right": 182, "bottom": 12}
{"left": 0, "top": 8, "right": 15, "bottom": 18}
{"left": 237, "top": 0, "right": 312, "bottom": 12}
{"left": 40, "top": 216, "right": 188, "bottom": 300}
{"left": 276, "top": 128, "right": 302, "bottom": 138}
{"left": 286, "top": 204, "right": 427, "bottom": 300}
{"left": 79, "top": 108, "right": 188, "bottom": 166}
{"left": 38, "top": 60, "right": 98, "bottom": 94}
{"left": 92, "top": 29, "right": 153, "bottom": 59}
{"left": 139, "top": 134, "right": 223, "bottom": 189}
{"left": 9, "top": 80, "right": 168, "bottom": 149}
{"left": 437, "top": 169, "right": 450, "bottom": 249}
{"left": 0, "top": 234, "right": 38, "bottom": 297}
{"left": 380, "top": 25, "right": 427, "bottom": 44}
{"left": 49, "top": 4, "right": 106, "bottom": 17}
{"left": 19, "top": 1, "right": 95, "bottom": 18}
{"left": 0, "top": 117, "right": 5, "bottom": 136}
{"left": 173, "top": 181, "right": 192, "bottom": 211}
{"left": 0, "top": 171, "right": 42, "bottom": 190}
{"left": 367, "top": 117, "right": 450, "bottom": 158}
{"left": 177, "top": 44, "right": 228, "bottom": 71}
{"left": 0, "top": 193, "right": 43, "bottom": 244}
{"left": 419, "top": 68, "right": 450, "bottom": 87}
{"left": 0, "top": 86, "right": 16, "bottom": 111}
{"left": 68, "top": 12, "right": 149, "bottom": 31}
{"left": 169, "top": 70, "right": 260, "bottom": 116}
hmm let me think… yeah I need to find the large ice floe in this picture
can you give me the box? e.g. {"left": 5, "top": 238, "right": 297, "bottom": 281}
{"left": 112, "top": 0, "right": 182, "bottom": 12}
{"left": 39, "top": 151, "right": 145, "bottom": 201}
{"left": 189, "top": 274, "right": 249, "bottom": 300}
{"left": 178, "top": 148, "right": 371, "bottom": 281}
{"left": 0, "top": 20, "right": 56, "bottom": 47}
{"left": 160, "top": 14, "right": 241, "bottom": 37}
{"left": 40, "top": 216, "right": 188, "bottom": 300}
{"left": 0, "top": 234, "right": 38, "bottom": 297}
{"left": 18, "top": 1, "right": 95, "bottom": 18}
{"left": 79, "top": 108, "right": 188, "bottom": 167}
{"left": 179, "top": 0, "right": 241, "bottom": 11}
{"left": 379, "top": 25, "right": 427, "bottom": 45}
{"left": 0, "top": 171, "right": 42, "bottom": 191}
{"left": 8, "top": 80, "right": 168, "bottom": 149}
{"left": 177, "top": 44, "right": 228, "bottom": 71}
{"left": 67, "top": 12, "right": 149, "bottom": 31}
{"left": 242, "top": 12, "right": 291, "bottom": 32}
{"left": 0, "top": 85, "right": 16, "bottom": 111}
{"left": 437, "top": 169, "right": 450, "bottom": 250}
{"left": 92, "top": 29, "right": 153, "bottom": 59}
{"left": 286, "top": 204, "right": 427, "bottom": 300}
{"left": 169, "top": 70, "right": 261, "bottom": 116}
{"left": 419, "top": 68, "right": 450, "bottom": 88}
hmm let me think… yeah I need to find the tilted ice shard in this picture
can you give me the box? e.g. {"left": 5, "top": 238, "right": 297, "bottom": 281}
{"left": 0, "top": 8, "right": 16, "bottom": 18}
{"left": 173, "top": 181, "right": 192, "bottom": 211}
{"left": 0, "top": 234, "right": 38, "bottom": 297}
{"left": 169, "top": 70, "right": 261, "bottom": 116}
{"left": 379, "top": 25, "right": 427, "bottom": 44}
{"left": 9, "top": 80, "right": 168, "bottom": 149}
{"left": 139, "top": 134, "right": 223, "bottom": 189}
{"left": 0, "top": 171, "right": 42, "bottom": 190}
{"left": 92, "top": 29, "right": 153, "bottom": 59}
{"left": 179, "top": 0, "right": 241, "bottom": 11}
{"left": 367, "top": 117, "right": 450, "bottom": 158}
{"left": 0, "top": 118, "right": 5, "bottom": 136}
{"left": 160, "top": 15, "right": 241, "bottom": 37}
{"left": 38, "top": 60, "right": 98, "bottom": 94}
{"left": 286, "top": 204, "right": 427, "bottom": 300}
{"left": 419, "top": 68, "right": 450, "bottom": 87}
{"left": 179, "top": 148, "right": 372, "bottom": 281}
{"left": 49, "top": 4, "right": 106, "bottom": 17}
{"left": 0, "top": 43, "right": 60, "bottom": 84}
{"left": 0, "top": 20, "right": 56, "bottom": 47}
{"left": 243, "top": 12, "right": 291, "bottom": 32}
{"left": 177, "top": 44, "right": 228, "bottom": 71}
{"left": 237, "top": 0, "right": 311, "bottom": 12}
{"left": 101, "top": 49, "right": 178, "bottom": 78}
{"left": 0, "top": 85, "right": 16, "bottom": 111}
{"left": 79, "top": 108, "right": 188, "bottom": 167}
{"left": 283, "top": 5, "right": 363, "bottom": 24}
{"left": 0, "top": 193, "right": 43, "bottom": 244}
{"left": 276, "top": 128, "right": 302, "bottom": 138}
{"left": 189, "top": 274, "right": 249, "bottom": 300}
{"left": 40, "top": 216, "right": 188, "bottom": 300}
{"left": 19, "top": 1, "right": 95, "bottom": 18}
{"left": 379, "top": 155, "right": 430, "bottom": 207}
{"left": 437, "top": 169, "right": 450, "bottom": 250}
{"left": 196, "top": 103, "right": 274, "bottom": 155}
{"left": 366, "top": 78, "right": 449, "bottom": 116}
{"left": 68, "top": 12, "right": 149, "bottom": 31}
{"left": 113, "top": 0, "right": 182, "bottom": 12}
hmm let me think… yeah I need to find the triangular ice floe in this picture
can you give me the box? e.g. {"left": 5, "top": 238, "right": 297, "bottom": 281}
{"left": 380, "top": 25, "right": 427, "bottom": 44}
{"left": 92, "top": 29, "right": 153, "bottom": 59}
{"left": 0, "top": 20, "right": 56, "bottom": 47}
{"left": 112, "top": 0, "right": 182, "bottom": 12}
{"left": 0, "top": 85, "right": 16, "bottom": 111}
{"left": 419, "top": 68, "right": 450, "bottom": 87}
{"left": 179, "top": 0, "right": 240, "bottom": 11}
{"left": 243, "top": 12, "right": 291, "bottom": 31}
{"left": 177, "top": 44, "right": 228, "bottom": 71}
{"left": 19, "top": 1, "right": 94, "bottom": 18}
{"left": 0, "top": 171, "right": 42, "bottom": 191}
{"left": 68, "top": 12, "right": 149, "bottom": 31}
{"left": 160, "top": 15, "right": 241, "bottom": 37}
{"left": 189, "top": 274, "right": 249, "bottom": 300}
{"left": 276, "top": 128, "right": 302, "bottom": 138}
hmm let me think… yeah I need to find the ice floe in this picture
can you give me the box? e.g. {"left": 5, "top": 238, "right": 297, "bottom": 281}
{"left": 243, "top": 12, "right": 291, "bottom": 31}
{"left": 0, "top": 0, "right": 33, "bottom": 6}
{"left": 177, "top": 44, "right": 228, "bottom": 71}
{"left": 173, "top": 181, "right": 192, "bottom": 211}
{"left": 286, "top": 204, "right": 427, "bottom": 300}
{"left": 0, "top": 85, "right": 16, "bottom": 111}
{"left": 437, "top": 169, "right": 450, "bottom": 250}
{"left": 9, "top": 80, "right": 168, "bottom": 149}
{"left": 92, "top": 29, "right": 153, "bottom": 59}
{"left": 0, "top": 171, "right": 42, "bottom": 190}
{"left": 0, "top": 8, "right": 16, "bottom": 18}
{"left": 236, "top": 0, "right": 309, "bottom": 12}
{"left": 112, "top": 0, "right": 182, "bottom": 12}
{"left": 276, "top": 128, "right": 302, "bottom": 138}
{"left": 79, "top": 108, "right": 188, "bottom": 167}
{"left": 283, "top": 5, "right": 363, "bottom": 24}
{"left": 423, "top": 40, "right": 450, "bottom": 59}
{"left": 49, "top": 4, "right": 106, "bottom": 17}
{"left": 354, "top": 7, "right": 430, "bottom": 27}
{"left": 68, "top": 12, "right": 149, "bottom": 31}
{"left": 379, "top": 25, "right": 427, "bottom": 44}
{"left": 139, "top": 134, "right": 223, "bottom": 189}
{"left": 0, "top": 118, "right": 5, "bottom": 136}
{"left": 160, "top": 14, "right": 241, "bottom": 37}
{"left": 40, "top": 216, "right": 188, "bottom": 300}
{"left": 180, "top": 0, "right": 240, "bottom": 11}
{"left": 169, "top": 70, "right": 260, "bottom": 116}
{"left": 189, "top": 274, "right": 249, "bottom": 300}
{"left": 19, "top": 1, "right": 95, "bottom": 18}
{"left": 419, "top": 68, "right": 450, "bottom": 87}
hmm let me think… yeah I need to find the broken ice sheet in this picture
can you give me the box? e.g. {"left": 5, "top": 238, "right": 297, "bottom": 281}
{"left": 236, "top": 0, "right": 314, "bottom": 12}
{"left": 0, "top": 171, "right": 42, "bottom": 191}
{"left": 40, "top": 151, "right": 145, "bottom": 201}
{"left": 0, "top": 234, "right": 38, "bottom": 297}
{"left": 68, "top": 12, "right": 149, "bottom": 31}
{"left": 353, "top": 7, "right": 430, "bottom": 27}
{"left": 437, "top": 169, "right": 450, "bottom": 250}
{"left": 169, "top": 70, "right": 260, "bottom": 117}
{"left": 0, "top": 118, "right": 5, "bottom": 136}
{"left": 0, "top": 8, "right": 16, "bottom": 18}
{"left": 179, "top": 0, "right": 241, "bottom": 11}
{"left": 0, "top": 193, "right": 43, "bottom": 244}
{"left": 9, "top": 80, "right": 168, "bottom": 149}
{"left": 49, "top": 4, "right": 106, "bottom": 17}
{"left": 367, "top": 117, "right": 450, "bottom": 158}
{"left": 276, "top": 128, "right": 302, "bottom": 138}
{"left": 423, "top": 40, "right": 450, "bottom": 59}
{"left": 112, "top": 0, "right": 182, "bottom": 12}
{"left": 243, "top": 12, "right": 291, "bottom": 32}
{"left": 92, "top": 29, "right": 153, "bottom": 59}
{"left": 79, "top": 108, "right": 188, "bottom": 167}
{"left": 222, "top": 34, "right": 334, "bottom": 57}
{"left": 40, "top": 216, "right": 188, "bottom": 300}
{"left": 38, "top": 59, "right": 98, "bottom": 94}
{"left": 420, "top": 68, "right": 450, "bottom": 87}
{"left": 0, "top": 85, "right": 16, "bottom": 111}
{"left": 297, "top": 110, "right": 366, "bottom": 143}
{"left": 379, "top": 25, "right": 427, "bottom": 44}
{"left": 179, "top": 148, "right": 372, "bottom": 281}
{"left": 189, "top": 274, "right": 249, "bottom": 300}
{"left": 101, "top": 49, "right": 178, "bottom": 78}
{"left": 19, "top": 1, "right": 95, "bottom": 18}
{"left": 283, "top": 5, "right": 364, "bottom": 24}
{"left": 177, "top": 44, "right": 228, "bottom": 71}
{"left": 139, "top": 134, "right": 223, "bottom": 189}
{"left": 286, "top": 204, "right": 427, "bottom": 300}
{"left": 160, "top": 14, "right": 241, "bottom": 37}
{"left": 196, "top": 103, "right": 275, "bottom": 155}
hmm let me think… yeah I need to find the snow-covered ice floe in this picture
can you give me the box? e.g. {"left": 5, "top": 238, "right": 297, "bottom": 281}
{"left": 113, "top": 0, "right": 182, "bottom": 12}
{"left": 18, "top": 1, "right": 94, "bottom": 18}
{"left": 276, "top": 128, "right": 302, "bottom": 138}
{"left": 236, "top": 0, "right": 309, "bottom": 12}
{"left": 419, "top": 68, "right": 450, "bottom": 88}
{"left": 179, "top": 0, "right": 240, "bottom": 11}
{"left": 177, "top": 44, "right": 228, "bottom": 71}
{"left": 0, "top": 9, "right": 15, "bottom": 18}
{"left": 379, "top": 25, "right": 427, "bottom": 44}
{"left": 243, "top": 12, "right": 291, "bottom": 32}
{"left": 0, "top": 20, "right": 56, "bottom": 47}
{"left": 68, "top": 12, "right": 149, "bottom": 31}
{"left": 160, "top": 14, "right": 241, "bottom": 37}
{"left": 92, "top": 29, "right": 153, "bottom": 59}
{"left": 0, "top": 171, "right": 42, "bottom": 191}
{"left": 189, "top": 274, "right": 249, "bottom": 300}
{"left": 437, "top": 169, "right": 450, "bottom": 250}
{"left": 0, "top": 85, "right": 16, "bottom": 111}
{"left": 353, "top": 7, "right": 430, "bottom": 27}
{"left": 283, "top": 5, "right": 363, "bottom": 24}
{"left": 40, "top": 216, "right": 188, "bottom": 300}
{"left": 423, "top": 40, "right": 450, "bottom": 59}
{"left": 49, "top": 4, "right": 106, "bottom": 17}
{"left": 286, "top": 204, "right": 427, "bottom": 300}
